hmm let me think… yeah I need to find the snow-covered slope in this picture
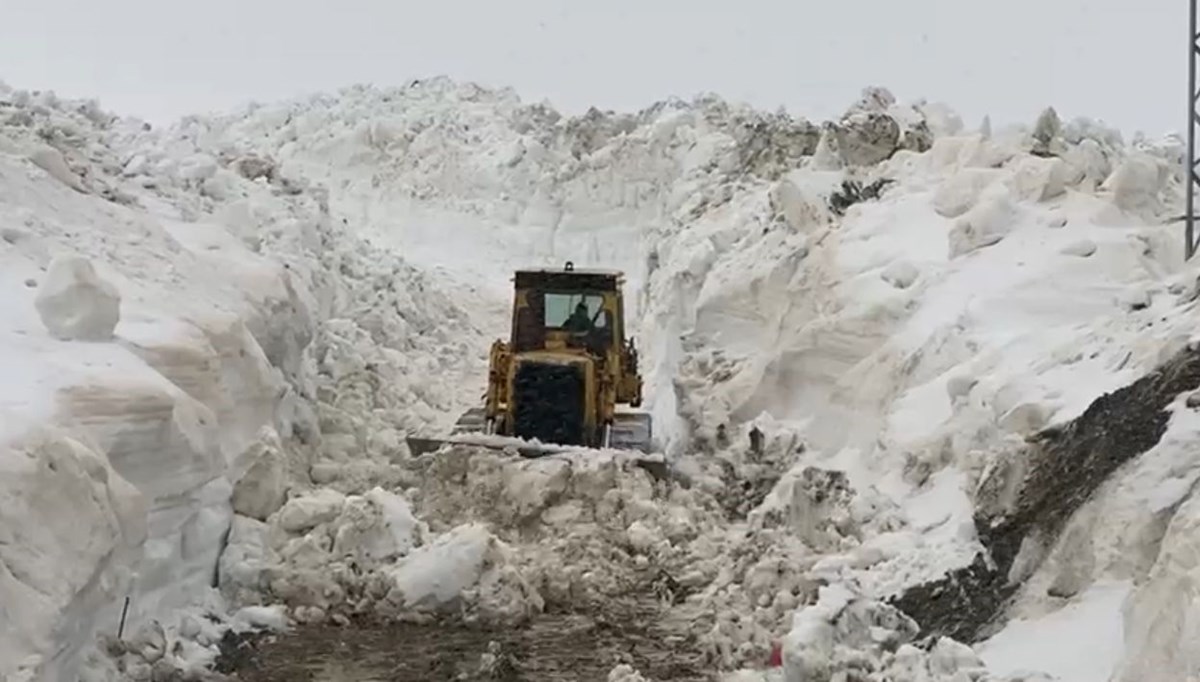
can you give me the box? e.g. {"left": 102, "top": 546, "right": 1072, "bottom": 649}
{"left": 3, "top": 75, "right": 1200, "bottom": 682}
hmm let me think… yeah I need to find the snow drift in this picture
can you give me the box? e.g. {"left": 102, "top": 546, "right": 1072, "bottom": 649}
{"left": 2, "top": 74, "right": 1200, "bottom": 682}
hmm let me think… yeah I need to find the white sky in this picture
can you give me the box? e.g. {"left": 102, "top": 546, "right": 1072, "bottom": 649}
{"left": 0, "top": 0, "right": 1185, "bottom": 136}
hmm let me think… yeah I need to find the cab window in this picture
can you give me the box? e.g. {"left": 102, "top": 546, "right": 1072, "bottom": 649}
{"left": 544, "top": 293, "right": 604, "bottom": 328}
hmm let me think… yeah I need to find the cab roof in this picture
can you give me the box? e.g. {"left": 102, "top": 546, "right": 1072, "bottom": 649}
{"left": 513, "top": 262, "right": 625, "bottom": 291}
{"left": 514, "top": 265, "right": 624, "bottom": 276}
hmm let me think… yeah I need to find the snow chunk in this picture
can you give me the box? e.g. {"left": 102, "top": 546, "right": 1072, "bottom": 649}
{"left": 218, "top": 516, "right": 272, "bottom": 606}
{"left": 1062, "top": 139, "right": 1111, "bottom": 190}
{"left": 331, "top": 487, "right": 423, "bottom": 562}
{"left": 274, "top": 488, "right": 346, "bottom": 533}
{"left": 782, "top": 585, "right": 923, "bottom": 682}
{"left": 231, "top": 155, "right": 276, "bottom": 182}
{"left": 845, "top": 86, "right": 897, "bottom": 117}
{"left": 608, "top": 663, "right": 650, "bottom": 681}
{"left": 1044, "top": 212, "right": 1068, "bottom": 228}
{"left": 810, "top": 128, "right": 843, "bottom": 171}
{"left": 835, "top": 113, "right": 901, "bottom": 167}
{"left": 233, "top": 605, "right": 289, "bottom": 631}
{"left": 881, "top": 260, "right": 919, "bottom": 289}
{"left": 127, "top": 622, "right": 166, "bottom": 663}
{"left": 178, "top": 154, "right": 218, "bottom": 183}
{"left": 1106, "top": 154, "right": 1166, "bottom": 214}
{"left": 1060, "top": 239, "right": 1097, "bottom": 258}
{"left": 383, "top": 523, "right": 540, "bottom": 624}
{"left": 34, "top": 254, "right": 121, "bottom": 341}
{"left": 1008, "top": 156, "right": 1068, "bottom": 202}
{"left": 929, "top": 637, "right": 984, "bottom": 674}
{"left": 231, "top": 428, "right": 287, "bottom": 521}
{"left": 947, "top": 186, "right": 1017, "bottom": 257}
{"left": 932, "top": 168, "right": 1002, "bottom": 218}
{"left": 771, "top": 171, "right": 841, "bottom": 233}
{"left": 28, "top": 144, "right": 87, "bottom": 193}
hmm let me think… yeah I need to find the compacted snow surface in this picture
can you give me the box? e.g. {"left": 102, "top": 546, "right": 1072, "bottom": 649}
{"left": 977, "top": 580, "right": 1131, "bottom": 682}
{"left": 0, "top": 77, "right": 1198, "bottom": 682}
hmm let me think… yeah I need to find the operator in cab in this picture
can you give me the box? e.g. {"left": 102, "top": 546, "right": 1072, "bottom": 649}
{"left": 564, "top": 301, "right": 593, "bottom": 333}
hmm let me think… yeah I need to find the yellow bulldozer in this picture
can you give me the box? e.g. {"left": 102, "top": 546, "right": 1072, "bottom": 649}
{"left": 407, "top": 262, "right": 654, "bottom": 457}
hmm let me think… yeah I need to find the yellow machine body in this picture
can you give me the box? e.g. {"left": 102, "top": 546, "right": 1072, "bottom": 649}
{"left": 409, "top": 262, "right": 652, "bottom": 455}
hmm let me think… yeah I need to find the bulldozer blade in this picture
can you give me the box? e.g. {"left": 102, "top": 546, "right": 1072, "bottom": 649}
{"left": 405, "top": 436, "right": 456, "bottom": 457}
{"left": 403, "top": 429, "right": 671, "bottom": 481}
{"left": 406, "top": 407, "right": 494, "bottom": 456}
{"left": 405, "top": 407, "right": 656, "bottom": 459}
{"left": 404, "top": 432, "right": 572, "bottom": 458}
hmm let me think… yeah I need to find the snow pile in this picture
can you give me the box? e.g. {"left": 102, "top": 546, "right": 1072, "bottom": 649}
{"left": 405, "top": 445, "right": 724, "bottom": 608}
{"left": 218, "top": 482, "right": 541, "bottom": 627}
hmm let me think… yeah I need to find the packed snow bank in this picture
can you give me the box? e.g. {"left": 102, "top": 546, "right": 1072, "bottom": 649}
{"left": 0, "top": 80, "right": 486, "bottom": 681}
{"left": 966, "top": 371, "right": 1200, "bottom": 682}
{"left": 0, "top": 428, "right": 145, "bottom": 675}
{"left": 978, "top": 580, "right": 1130, "bottom": 682}
{"left": 0, "top": 91, "right": 304, "bottom": 680}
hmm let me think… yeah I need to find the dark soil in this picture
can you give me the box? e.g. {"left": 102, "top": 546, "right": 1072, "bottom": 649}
{"left": 891, "top": 343, "right": 1200, "bottom": 642}
{"left": 214, "top": 601, "right": 712, "bottom": 682}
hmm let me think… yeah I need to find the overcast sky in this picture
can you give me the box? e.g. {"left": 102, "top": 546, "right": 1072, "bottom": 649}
{"left": 0, "top": 0, "right": 1185, "bottom": 137}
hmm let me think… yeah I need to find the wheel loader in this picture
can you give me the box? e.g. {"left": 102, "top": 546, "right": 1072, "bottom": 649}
{"left": 406, "top": 262, "right": 654, "bottom": 457}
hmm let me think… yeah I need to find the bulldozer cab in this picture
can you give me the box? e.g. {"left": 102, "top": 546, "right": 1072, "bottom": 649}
{"left": 511, "top": 262, "right": 624, "bottom": 358}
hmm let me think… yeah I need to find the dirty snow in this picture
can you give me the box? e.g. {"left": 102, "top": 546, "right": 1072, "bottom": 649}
{"left": 2, "top": 75, "right": 1200, "bottom": 682}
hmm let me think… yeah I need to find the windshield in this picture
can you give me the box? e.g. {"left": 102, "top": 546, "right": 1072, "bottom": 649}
{"left": 544, "top": 292, "right": 607, "bottom": 329}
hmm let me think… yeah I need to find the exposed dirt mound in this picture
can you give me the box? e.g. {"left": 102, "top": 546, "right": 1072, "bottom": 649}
{"left": 892, "top": 342, "right": 1200, "bottom": 642}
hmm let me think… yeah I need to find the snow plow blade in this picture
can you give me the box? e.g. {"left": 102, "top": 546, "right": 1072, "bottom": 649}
{"left": 404, "top": 434, "right": 573, "bottom": 458}
{"left": 406, "top": 408, "right": 655, "bottom": 459}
